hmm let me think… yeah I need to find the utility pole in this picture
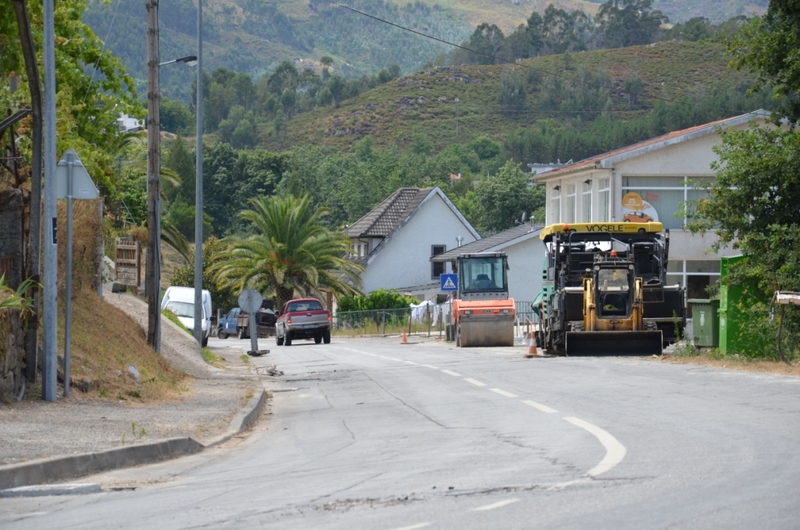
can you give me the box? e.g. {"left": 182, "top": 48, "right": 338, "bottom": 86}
{"left": 146, "top": 0, "right": 161, "bottom": 352}
{"left": 42, "top": 0, "right": 57, "bottom": 401}
{"left": 193, "top": 0, "right": 204, "bottom": 346}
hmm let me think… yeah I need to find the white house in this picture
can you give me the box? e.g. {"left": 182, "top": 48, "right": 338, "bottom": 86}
{"left": 432, "top": 222, "right": 545, "bottom": 307}
{"left": 532, "top": 109, "right": 770, "bottom": 300}
{"left": 345, "top": 187, "right": 480, "bottom": 301}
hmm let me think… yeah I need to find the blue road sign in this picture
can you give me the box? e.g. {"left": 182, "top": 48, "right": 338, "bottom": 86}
{"left": 440, "top": 273, "right": 458, "bottom": 291}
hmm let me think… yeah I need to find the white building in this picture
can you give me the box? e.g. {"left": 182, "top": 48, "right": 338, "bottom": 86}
{"left": 532, "top": 109, "right": 770, "bottom": 300}
{"left": 345, "top": 187, "right": 480, "bottom": 301}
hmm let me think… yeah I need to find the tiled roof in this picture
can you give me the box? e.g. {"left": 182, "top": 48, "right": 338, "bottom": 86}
{"left": 533, "top": 110, "right": 769, "bottom": 180}
{"left": 432, "top": 223, "right": 543, "bottom": 262}
{"left": 345, "top": 188, "right": 434, "bottom": 238}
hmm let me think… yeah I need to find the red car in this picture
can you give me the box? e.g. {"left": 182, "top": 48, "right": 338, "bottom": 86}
{"left": 275, "top": 298, "right": 331, "bottom": 346}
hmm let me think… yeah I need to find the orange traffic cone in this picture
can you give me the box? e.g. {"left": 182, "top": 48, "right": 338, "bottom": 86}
{"left": 526, "top": 335, "right": 539, "bottom": 357}
{"left": 401, "top": 329, "right": 408, "bottom": 344}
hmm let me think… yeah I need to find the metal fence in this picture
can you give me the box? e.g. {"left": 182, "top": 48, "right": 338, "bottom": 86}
{"left": 333, "top": 300, "right": 540, "bottom": 339}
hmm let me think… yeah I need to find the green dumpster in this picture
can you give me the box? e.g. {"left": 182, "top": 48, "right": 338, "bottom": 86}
{"left": 688, "top": 298, "right": 719, "bottom": 347}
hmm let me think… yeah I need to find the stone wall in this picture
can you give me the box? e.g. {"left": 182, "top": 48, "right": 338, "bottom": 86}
{"left": 0, "top": 308, "right": 24, "bottom": 402}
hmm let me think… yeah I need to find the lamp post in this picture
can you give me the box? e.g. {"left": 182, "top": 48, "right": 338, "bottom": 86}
{"left": 194, "top": 0, "right": 204, "bottom": 346}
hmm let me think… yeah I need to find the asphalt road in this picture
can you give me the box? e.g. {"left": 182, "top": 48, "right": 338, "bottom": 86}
{"left": 3, "top": 336, "right": 800, "bottom": 529}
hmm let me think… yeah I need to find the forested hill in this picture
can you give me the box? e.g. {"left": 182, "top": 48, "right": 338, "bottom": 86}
{"left": 272, "top": 40, "right": 768, "bottom": 160}
{"left": 83, "top": 0, "right": 767, "bottom": 102}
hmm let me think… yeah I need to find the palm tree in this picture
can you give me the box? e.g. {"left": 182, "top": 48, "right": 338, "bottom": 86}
{"left": 210, "top": 194, "right": 363, "bottom": 311}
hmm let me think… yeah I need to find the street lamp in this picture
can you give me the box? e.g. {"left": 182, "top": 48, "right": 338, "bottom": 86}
{"left": 159, "top": 55, "right": 197, "bottom": 67}
{"left": 194, "top": 0, "right": 204, "bottom": 347}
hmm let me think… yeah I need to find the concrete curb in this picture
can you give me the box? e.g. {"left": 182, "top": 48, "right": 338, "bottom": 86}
{"left": 0, "top": 388, "right": 268, "bottom": 490}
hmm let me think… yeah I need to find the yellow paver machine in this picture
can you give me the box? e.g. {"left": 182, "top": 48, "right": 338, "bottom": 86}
{"left": 532, "top": 222, "right": 685, "bottom": 356}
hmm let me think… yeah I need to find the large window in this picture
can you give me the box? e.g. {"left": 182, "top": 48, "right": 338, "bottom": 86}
{"left": 621, "top": 177, "right": 713, "bottom": 230}
{"left": 667, "top": 259, "right": 720, "bottom": 316}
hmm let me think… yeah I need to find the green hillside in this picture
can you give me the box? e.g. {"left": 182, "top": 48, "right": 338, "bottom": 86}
{"left": 272, "top": 41, "right": 762, "bottom": 155}
{"left": 83, "top": 0, "right": 767, "bottom": 102}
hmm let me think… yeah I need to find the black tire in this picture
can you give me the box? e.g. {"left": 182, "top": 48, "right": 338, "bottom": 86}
{"left": 314, "top": 334, "right": 322, "bottom": 344}
{"left": 285, "top": 331, "right": 292, "bottom": 346}
{"left": 276, "top": 332, "right": 284, "bottom": 346}
{"left": 218, "top": 327, "right": 228, "bottom": 340}
{"left": 323, "top": 328, "right": 331, "bottom": 344}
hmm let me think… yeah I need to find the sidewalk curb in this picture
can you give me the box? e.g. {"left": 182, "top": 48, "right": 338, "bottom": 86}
{"left": 0, "top": 388, "right": 268, "bottom": 490}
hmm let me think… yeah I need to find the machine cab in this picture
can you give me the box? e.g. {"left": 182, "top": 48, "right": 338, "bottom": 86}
{"left": 595, "top": 263, "right": 634, "bottom": 318}
{"left": 456, "top": 253, "right": 510, "bottom": 301}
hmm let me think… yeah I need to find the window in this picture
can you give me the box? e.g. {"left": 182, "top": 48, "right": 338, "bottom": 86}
{"left": 598, "top": 178, "right": 610, "bottom": 222}
{"left": 431, "top": 245, "right": 446, "bottom": 279}
{"left": 621, "top": 176, "right": 713, "bottom": 230}
{"left": 566, "top": 184, "right": 576, "bottom": 223}
{"left": 550, "top": 186, "right": 561, "bottom": 223}
{"left": 581, "top": 180, "right": 592, "bottom": 222}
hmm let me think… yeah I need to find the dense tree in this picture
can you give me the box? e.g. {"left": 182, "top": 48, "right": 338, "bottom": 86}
{"left": 591, "top": 0, "right": 667, "bottom": 48}
{"left": 727, "top": 1, "right": 800, "bottom": 123}
{"left": 497, "top": 70, "right": 527, "bottom": 117}
{"left": 210, "top": 194, "right": 363, "bottom": 312}
{"left": 163, "top": 137, "right": 195, "bottom": 205}
{"left": 465, "top": 23, "right": 506, "bottom": 65}
{"left": 475, "top": 161, "right": 542, "bottom": 233}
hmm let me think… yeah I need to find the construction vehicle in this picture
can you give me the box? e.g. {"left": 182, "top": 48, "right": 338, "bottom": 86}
{"left": 533, "top": 222, "right": 685, "bottom": 356}
{"left": 452, "top": 252, "right": 516, "bottom": 347}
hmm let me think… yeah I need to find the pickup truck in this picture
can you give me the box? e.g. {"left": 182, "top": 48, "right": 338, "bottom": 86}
{"left": 275, "top": 298, "right": 331, "bottom": 346}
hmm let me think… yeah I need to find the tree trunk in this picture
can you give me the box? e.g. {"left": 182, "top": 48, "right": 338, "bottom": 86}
{"left": 14, "top": 0, "right": 44, "bottom": 384}
{"left": 275, "top": 286, "right": 294, "bottom": 314}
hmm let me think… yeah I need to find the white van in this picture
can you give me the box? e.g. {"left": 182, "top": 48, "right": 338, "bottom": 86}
{"left": 160, "top": 286, "right": 212, "bottom": 346}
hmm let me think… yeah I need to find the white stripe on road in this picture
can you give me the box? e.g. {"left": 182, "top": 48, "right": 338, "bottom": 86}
{"left": 441, "top": 369, "right": 462, "bottom": 377}
{"left": 464, "top": 378, "right": 487, "bottom": 387}
{"left": 473, "top": 498, "right": 520, "bottom": 511}
{"left": 404, "top": 360, "right": 419, "bottom": 365}
{"left": 421, "top": 364, "right": 439, "bottom": 369}
{"left": 563, "top": 416, "right": 627, "bottom": 476}
{"left": 489, "top": 388, "right": 518, "bottom": 398}
{"left": 388, "top": 524, "right": 431, "bottom": 530}
{"left": 522, "top": 400, "right": 557, "bottom": 413}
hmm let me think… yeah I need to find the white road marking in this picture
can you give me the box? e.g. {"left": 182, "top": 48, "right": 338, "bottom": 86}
{"left": 388, "top": 524, "right": 431, "bottom": 530}
{"left": 421, "top": 364, "right": 439, "bottom": 369}
{"left": 489, "top": 388, "right": 518, "bottom": 398}
{"left": 441, "top": 369, "right": 462, "bottom": 377}
{"left": 473, "top": 498, "right": 520, "bottom": 511}
{"left": 384, "top": 357, "right": 402, "bottom": 362}
{"left": 404, "top": 360, "right": 419, "bottom": 365}
{"left": 563, "top": 416, "right": 627, "bottom": 476}
{"left": 464, "top": 378, "right": 487, "bottom": 387}
{"left": 522, "top": 400, "right": 557, "bottom": 413}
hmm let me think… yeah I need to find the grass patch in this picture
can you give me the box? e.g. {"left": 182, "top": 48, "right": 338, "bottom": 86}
{"left": 58, "top": 289, "right": 188, "bottom": 402}
{"left": 203, "top": 348, "right": 226, "bottom": 367}
{"left": 240, "top": 354, "right": 250, "bottom": 363}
